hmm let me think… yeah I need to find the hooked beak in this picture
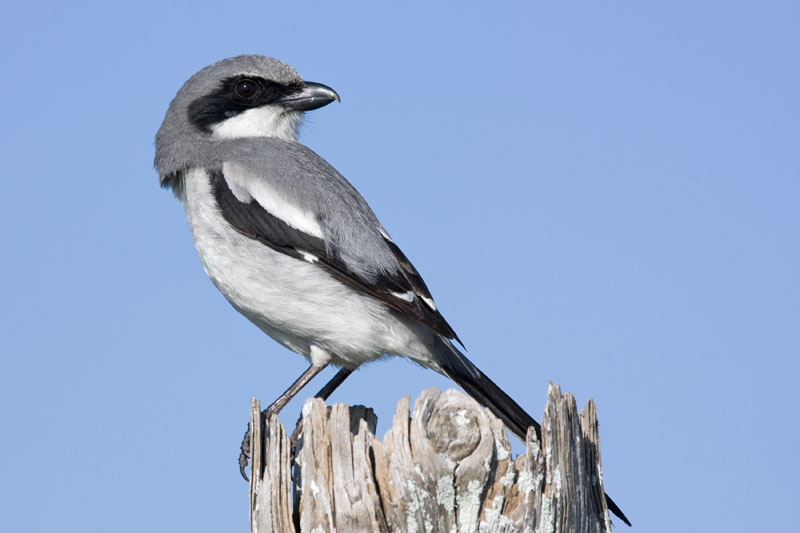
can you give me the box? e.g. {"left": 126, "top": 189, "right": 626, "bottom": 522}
{"left": 280, "top": 81, "right": 340, "bottom": 111}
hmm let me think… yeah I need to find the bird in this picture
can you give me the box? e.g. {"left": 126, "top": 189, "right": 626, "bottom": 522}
{"left": 154, "top": 55, "right": 629, "bottom": 526}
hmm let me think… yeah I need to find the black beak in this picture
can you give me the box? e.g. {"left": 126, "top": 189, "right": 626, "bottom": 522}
{"left": 280, "top": 81, "right": 340, "bottom": 111}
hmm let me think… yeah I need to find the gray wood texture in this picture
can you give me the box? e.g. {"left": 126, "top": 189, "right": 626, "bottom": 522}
{"left": 248, "top": 384, "right": 613, "bottom": 533}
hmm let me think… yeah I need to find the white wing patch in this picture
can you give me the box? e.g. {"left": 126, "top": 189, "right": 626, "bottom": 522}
{"left": 297, "top": 250, "right": 320, "bottom": 264}
{"left": 378, "top": 227, "right": 393, "bottom": 242}
{"left": 391, "top": 290, "right": 415, "bottom": 303}
{"left": 226, "top": 177, "right": 253, "bottom": 203}
{"left": 222, "top": 162, "right": 324, "bottom": 238}
{"left": 379, "top": 226, "right": 438, "bottom": 311}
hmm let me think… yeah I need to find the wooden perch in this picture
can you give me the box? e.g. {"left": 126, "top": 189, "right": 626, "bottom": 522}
{"left": 249, "top": 384, "right": 614, "bottom": 533}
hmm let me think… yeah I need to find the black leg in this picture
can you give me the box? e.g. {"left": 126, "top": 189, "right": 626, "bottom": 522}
{"left": 289, "top": 368, "right": 354, "bottom": 446}
{"left": 239, "top": 363, "right": 328, "bottom": 480}
{"left": 313, "top": 368, "right": 353, "bottom": 401}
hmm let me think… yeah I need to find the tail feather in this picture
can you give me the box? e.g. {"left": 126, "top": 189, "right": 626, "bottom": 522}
{"left": 432, "top": 339, "right": 631, "bottom": 527}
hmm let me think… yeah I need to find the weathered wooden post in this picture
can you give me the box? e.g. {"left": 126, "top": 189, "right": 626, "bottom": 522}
{"left": 248, "top": 384, "right": 615, "bottom": 532}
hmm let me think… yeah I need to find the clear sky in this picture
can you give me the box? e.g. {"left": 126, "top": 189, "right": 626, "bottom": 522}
{"left": 1, "top": 2, "right": 797, "bottom": 531}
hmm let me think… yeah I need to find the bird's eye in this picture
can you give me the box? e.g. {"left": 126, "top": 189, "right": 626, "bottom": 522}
{"left": 235, "top": 79, "right": 258, "bottom": 98}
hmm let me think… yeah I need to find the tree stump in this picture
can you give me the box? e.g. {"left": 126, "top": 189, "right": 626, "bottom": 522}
{"left": 248, "top": 384, "right": 614, "bottom": 533}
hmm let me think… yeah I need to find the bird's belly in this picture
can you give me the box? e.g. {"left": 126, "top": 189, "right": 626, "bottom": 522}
{"left": 180, "top": 168, "right": 396, "bottom": 366}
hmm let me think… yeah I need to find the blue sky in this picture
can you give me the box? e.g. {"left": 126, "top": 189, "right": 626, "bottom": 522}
{"left": 1, "top": 2, "right": 798, "bottom": 531}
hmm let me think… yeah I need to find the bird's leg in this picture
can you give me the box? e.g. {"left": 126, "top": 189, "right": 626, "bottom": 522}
{"left": 239, "top": 363, "right": 328, "bottom": 480}
{"left": 289, "top": 368, "right": 353, "bottom": 447}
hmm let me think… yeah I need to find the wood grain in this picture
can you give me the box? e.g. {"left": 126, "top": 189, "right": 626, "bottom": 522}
{"left": 249, "top": 384, "right": 614, "bottom": 532}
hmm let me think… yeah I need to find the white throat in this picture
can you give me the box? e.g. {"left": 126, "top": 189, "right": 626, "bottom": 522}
{"left": 210, "top": 106, "right": 301, "bottom": 141}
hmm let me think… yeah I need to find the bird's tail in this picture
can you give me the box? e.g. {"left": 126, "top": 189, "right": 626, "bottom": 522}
{"left": 431, "top": 337, "right": 631, "bottom": 527}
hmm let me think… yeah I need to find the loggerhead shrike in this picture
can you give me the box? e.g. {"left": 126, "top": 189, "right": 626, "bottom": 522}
{"left": 155, "top": 55, "right": 628, "bottom": 525}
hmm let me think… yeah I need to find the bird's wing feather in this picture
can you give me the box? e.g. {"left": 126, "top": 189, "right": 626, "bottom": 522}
{"left": 211, "top": 162, "right": 461, "bottom": 342}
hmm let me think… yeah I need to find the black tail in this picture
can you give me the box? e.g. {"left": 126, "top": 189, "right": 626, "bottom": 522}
{"left": 433, "top": 340, "right": 631, "bottom": 527}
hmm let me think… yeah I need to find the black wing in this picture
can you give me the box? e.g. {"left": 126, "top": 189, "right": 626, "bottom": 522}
{"left": 211, "top": 168, "right": 462, "bottom": 343}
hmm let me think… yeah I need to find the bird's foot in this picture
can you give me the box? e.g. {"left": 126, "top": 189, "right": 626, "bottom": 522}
{"left": 240, "top": 406, "right": 282, "bottom": 481}
{"left": 239, "top": 422, "right": 251, "bottom": 481}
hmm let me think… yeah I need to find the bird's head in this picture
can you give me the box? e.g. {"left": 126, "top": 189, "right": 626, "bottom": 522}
{"left": 155, "top": 55, "right": 339, "bottom": 185}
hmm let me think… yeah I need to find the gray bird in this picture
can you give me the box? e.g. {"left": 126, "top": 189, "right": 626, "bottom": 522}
{"left": 155, "top": 55, "right": 629, "bottom": 525}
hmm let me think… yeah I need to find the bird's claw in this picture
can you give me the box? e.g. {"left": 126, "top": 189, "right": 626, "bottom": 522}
{"left": 239, "top": 424, "right": 251, "bottom": 481}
